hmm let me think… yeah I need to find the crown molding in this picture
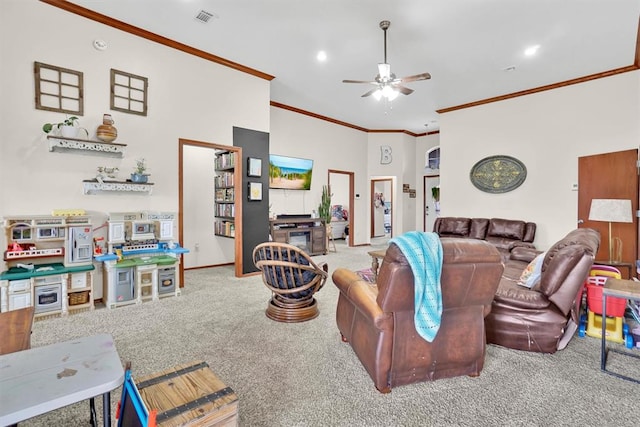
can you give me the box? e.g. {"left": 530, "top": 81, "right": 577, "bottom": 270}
{"left": 437, "top": 65, "right": 639, "bottom": 114}
{"left": 270, "top": 102, "right": 439, "bottom": 137}
{"left": 40, "top": 0, "right": 274, "bottom": 81}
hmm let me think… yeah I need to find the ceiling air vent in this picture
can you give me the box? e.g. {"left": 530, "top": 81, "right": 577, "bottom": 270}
{"left": 195, "top": 10, "right": 217, "bottom": 24}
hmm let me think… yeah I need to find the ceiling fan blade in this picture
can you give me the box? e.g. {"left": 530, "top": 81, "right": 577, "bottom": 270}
{"left": 395, "top": 85, "right": 414, "bottom": 95}
{"left": 343, "top": 79, "right": 378, "bottom": 85}
{"left": 361, "top": 88, "right": 380, "bottom": 97}
{"left": 399, "top": 72, "right": 431, "bottom": 83}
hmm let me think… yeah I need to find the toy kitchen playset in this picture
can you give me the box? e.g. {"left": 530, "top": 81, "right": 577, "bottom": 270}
{"left": 96, "top": 211, "right": 188, "bottom": 309}
{"left": 0, "top": 210, "right": 188, "bottom": 317}
{"left": 1, "top": 212, "right": 96, "bottom": 318}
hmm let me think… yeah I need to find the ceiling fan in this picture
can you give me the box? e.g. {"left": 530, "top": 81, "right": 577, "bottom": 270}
{"left": 343, "top": 20, "right": 431, "bottom": 100}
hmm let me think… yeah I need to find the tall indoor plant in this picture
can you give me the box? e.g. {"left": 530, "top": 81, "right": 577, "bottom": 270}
{"left": 318, "top": 184, "right": 333, "bottom": 250}
{"left": 318, "top": 185, "right": 332, "bottom": 224}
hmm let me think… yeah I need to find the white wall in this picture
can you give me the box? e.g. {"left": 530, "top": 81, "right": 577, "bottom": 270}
{"left": 415, "top": 133, "right": 441, "bottom": 230}
{"left": 368, "top": 133, "right": 410, "bottom": 236}
{"left": 439, "top": 71, "right": 640, "bottom": 249}
{"left": 1, "top": 2, "right": 269, "bottom": 276}
{"left": 400, "top": 133, "right": 417, "bottom": 232}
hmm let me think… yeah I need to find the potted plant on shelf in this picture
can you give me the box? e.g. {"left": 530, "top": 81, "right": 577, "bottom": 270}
{"left": 131, "top": 158, "right": 149, "bottom": 183}
{"left": 42, "top": 116, "right": 81, "bottom": 138}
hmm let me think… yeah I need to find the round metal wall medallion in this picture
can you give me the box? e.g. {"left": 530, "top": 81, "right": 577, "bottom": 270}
{"left": 469, "top": 155, "right": 527, "bottom": 193}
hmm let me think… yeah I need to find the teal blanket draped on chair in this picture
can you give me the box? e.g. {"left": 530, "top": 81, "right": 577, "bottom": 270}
{"left": 389, "top": 231, "right": 443, "bottom": 342}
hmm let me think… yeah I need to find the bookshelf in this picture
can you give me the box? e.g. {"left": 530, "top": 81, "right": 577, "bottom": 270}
{"left": 214, "top": 150, "right": 236, "bottom": 238}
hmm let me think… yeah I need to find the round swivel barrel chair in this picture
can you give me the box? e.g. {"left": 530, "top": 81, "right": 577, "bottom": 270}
{"left": 253, "top": 242, "right": 328, "bottom": 323}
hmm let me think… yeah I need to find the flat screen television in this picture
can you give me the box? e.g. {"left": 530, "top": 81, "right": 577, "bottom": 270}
{"left": 269, "top": 154, "right": 314, "bottom": 190}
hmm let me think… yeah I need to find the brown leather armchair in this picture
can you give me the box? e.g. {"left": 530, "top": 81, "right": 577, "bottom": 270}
{"left": 333, "top": 239, "right": 503, "bottom": 393}
{"left": 485, "top": 228, "right": 600, "bottom": 353}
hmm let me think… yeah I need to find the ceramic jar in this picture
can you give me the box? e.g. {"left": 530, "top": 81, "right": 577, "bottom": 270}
{"left": 96, "top": 114, "right": 118, "bottom": 143}
{"left": 60, "top": 125, "right": 78, "bottom": 138}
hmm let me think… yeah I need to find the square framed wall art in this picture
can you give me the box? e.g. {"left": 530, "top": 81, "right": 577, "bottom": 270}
{"left": 247, "top": 157, "right": 262, "bottom": 177}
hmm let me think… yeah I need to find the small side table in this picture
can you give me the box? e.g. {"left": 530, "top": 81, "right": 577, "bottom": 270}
{"left": 594, "top": 260, "right": 634, "bottom": 279}
{"left": 367, "top": 249, "right": 387, "bottom": 282}
{"left": 600, "top": 278, "right": 640, "bottom": 383}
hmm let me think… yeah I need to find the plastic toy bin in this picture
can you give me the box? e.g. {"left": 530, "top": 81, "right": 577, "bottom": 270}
{"left": 586, "top": 282, "right": 627, "bottom": 317}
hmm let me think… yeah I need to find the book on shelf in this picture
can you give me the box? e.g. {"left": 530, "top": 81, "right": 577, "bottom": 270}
{"left": 215, "top": 188, "right": 234, "bottom": 202}
{"left": 214, "top": 172, "right": 234, "bottom": 187}
{"left": 214, "top": 152, "right": 236, "bottom": 170}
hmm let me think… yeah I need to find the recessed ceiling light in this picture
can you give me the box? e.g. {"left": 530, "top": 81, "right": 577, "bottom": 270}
{"left": 316, "top": 51, "right": 327, "bottom": 62}
{"left": 524, "top": 45, "right": 540, "bottom": 56}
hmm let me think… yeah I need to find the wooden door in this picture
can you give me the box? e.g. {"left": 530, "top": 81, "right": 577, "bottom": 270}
{"left": 578, "top": 149, "right": 638, "bottom": 275}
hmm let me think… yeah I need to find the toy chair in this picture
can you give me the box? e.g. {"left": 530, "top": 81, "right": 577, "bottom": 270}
{"left": 0, "top": 307, "right": 35, "bottom": 355}
{"left": 116, "top": 362, "right": 157, "bottom": 427}
{"left": 579, "top": 265, "right": 633, "bottom": 348}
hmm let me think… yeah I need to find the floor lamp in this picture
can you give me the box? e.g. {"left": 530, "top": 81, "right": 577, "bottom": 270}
{"left": 588, "top": 199, "right": 633, "bottom": 263}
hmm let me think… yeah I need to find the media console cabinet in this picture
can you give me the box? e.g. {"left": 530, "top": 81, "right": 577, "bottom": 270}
{"left": 269, "top": 218, "right": 327, "bottom": 256}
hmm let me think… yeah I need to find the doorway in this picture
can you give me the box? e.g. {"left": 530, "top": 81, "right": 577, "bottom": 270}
{"left": 578, "top": 148, "right": 638, "bottom": 278}
{"left": 328, "top": 169, "right": 354, "bottom": 247}
{"left": 424, "top": 146, "right": 441, "bottom": 232}
{"left": 179, "top": 139, "right": 243, "bottom": 281}
{"left": 424, "top": 175, "right": 440, "bottom": 232}
{"left": 371, "top": 178, "right": 392, "bottom": 238}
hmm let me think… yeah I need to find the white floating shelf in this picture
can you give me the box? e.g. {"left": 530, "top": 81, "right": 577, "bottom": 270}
{"left": 83, "top": 180, "right": 153, "bottom": 195}
{"left": 4, "top": 247, "right": 64, "bottom": 260}
{"left": 48, "top": 136, "right": 126, "bottom": 158}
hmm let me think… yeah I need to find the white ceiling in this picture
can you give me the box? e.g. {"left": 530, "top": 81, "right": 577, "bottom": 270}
{"left": 68, "top": 0, "right": 640, "bottom": 134}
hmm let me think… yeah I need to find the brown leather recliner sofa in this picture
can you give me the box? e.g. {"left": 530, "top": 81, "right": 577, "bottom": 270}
{"left": 434, "top": 217, "right": 536, "bottom": 260}
{"left": 485, "top": 228, "right": 600, "bottom": 353}
{"left": 332, "top": 238, "right": 504, "bottom": 393}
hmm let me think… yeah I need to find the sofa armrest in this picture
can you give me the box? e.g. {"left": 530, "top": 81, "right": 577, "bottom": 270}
{"left": 509, "top": 246, "right": 541, "bottom": 263}
{"left": 493, "top": 282, "right": 551, "bottom": 310}
{"left": 523, "top": 222, "right": 537, "bottom": 243}
{"left": 332, "top": 268, "right": 391, "bottom": 329}
{"left": 509, "top": 241, "right": 537, "bottom": 252}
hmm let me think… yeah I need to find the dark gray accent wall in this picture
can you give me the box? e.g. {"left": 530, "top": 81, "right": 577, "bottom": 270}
{"left": 233, "top": 127, "right": 270, "bottom": 274}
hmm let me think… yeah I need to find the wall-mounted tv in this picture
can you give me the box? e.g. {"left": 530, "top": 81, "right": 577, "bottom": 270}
{"left": 269, "top": 154, "right": 314, "bottom": 190}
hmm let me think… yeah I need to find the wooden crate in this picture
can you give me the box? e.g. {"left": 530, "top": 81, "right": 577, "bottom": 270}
{"left": 135, "top": 361, "right": 238, "bottom": 427}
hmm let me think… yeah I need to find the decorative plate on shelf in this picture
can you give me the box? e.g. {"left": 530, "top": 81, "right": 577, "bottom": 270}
{"left": 469, "top": 155, "right": 527, "bottom": 193}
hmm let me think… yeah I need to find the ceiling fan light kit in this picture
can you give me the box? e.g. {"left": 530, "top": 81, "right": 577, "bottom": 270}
{"left": 343, "top": 20, "right": 431, "bottom": 101}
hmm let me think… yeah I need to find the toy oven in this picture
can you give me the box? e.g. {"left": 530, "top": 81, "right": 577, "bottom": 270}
{"left": 158, "top": 266, "right": 176, "bottom": 294}
{"left": 33, "top": 276, "right": 63, "bottom": 314}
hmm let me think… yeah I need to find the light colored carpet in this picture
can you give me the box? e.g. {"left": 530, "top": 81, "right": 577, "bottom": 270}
{"left": 20, "top": 239, "right": 639, "bottom": 426}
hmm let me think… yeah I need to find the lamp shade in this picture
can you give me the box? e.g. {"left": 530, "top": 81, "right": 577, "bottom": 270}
{"left": 588, "top": 199, "right": 633, "bottom": 223}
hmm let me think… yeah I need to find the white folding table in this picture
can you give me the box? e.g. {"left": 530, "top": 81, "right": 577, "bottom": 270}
{"left": 0, "top": 333, "right": 124, "bottom": 426}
